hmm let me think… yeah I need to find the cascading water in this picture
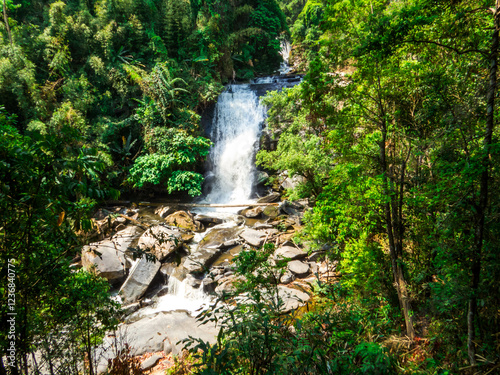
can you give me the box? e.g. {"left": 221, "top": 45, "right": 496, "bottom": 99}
{"left": 204, "top": 85, "right": 266, "bottom": 204}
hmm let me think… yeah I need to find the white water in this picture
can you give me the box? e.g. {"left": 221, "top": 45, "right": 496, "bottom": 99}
{"left": 205, "top": 84, "right": 265, "bottom": 205}
{"left": 279, "top": 40, "right": 292, "bottom": 75}
{"left": 139, "top": 276, "right": 212, "bottom": 316}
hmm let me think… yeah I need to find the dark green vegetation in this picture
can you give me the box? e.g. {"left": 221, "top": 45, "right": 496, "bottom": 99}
{"left": 0, "top": 0, "right": 287, "bottom": 373}
{"left": 1, "top": 0, "right": 499, "bottom": 374}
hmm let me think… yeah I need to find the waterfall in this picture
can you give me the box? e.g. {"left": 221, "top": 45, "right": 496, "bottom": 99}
{"left": 205, "top": 84, "right": 266, "bottom": 204}
{"left": 279, "top": 40, "right": 292, "bottom": 75}
{"left": 146, "top": 276, "right": 211, "bottom": 315}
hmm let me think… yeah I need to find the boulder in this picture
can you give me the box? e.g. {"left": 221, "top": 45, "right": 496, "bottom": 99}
{"left": 262, "top": 205, "right": 279, "bottom": 219}
{"left": 257, "top": 192, "right": 280, "bottom": 203}
{"left": 239, "top": 228, "right": 267, "bottom": 247}
{"left": 194, "top": 214, "right": 224, "bottom": 226}
{"left": 138, "top": 225, "right": 183, "bottom": 262}
{"left": 119, "top": 256, "right": 162, "bottom": 303}
{"left": 165, "top": 211, "right": 202, "bottom": 232}
{"left": 244, "top": 206, "right": 263, "bottom": 218}
{"left": 276, "top": 286, "right": 310, "bottom": 313}
{"left": 288, "top": 260, "right": 310, "bottom": 277}
{"left": 155, "top": 205, "right": 175, "bottom": 218}
{"left": 100, "top": 311, "right": 218, "bottom": 358}
{"left": 257, "top": 171, "right": 270, "bottom": 184}
{"left": 279, "top": 200, "right": 304, "bottom": 217}
{"left": 280, "top": 175, "right": 306, "bottom": 191}
{"left": 280, "top": 270, "right": 295, "bottom": 284}
{"left": 184, "top": 226, "right": 242, "bottom": 274}
{"left": 82, "top": 226, "right": 143, "bottom": 281}
{"left": 274, "top": 246, "right": 307, "bottom": 261}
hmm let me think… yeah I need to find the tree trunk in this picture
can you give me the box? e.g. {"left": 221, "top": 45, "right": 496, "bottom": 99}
{"left": 467, "top": 1, "right": 499, "bottom": 366}
{"left": 2, "top": 0, "right": 12, "bottom": 45}
{"left": 379, "top": 119, "right": 415, "bottom": 340}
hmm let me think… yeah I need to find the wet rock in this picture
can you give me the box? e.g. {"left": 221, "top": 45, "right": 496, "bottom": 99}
{"left": 257, "top": 171, "right": 270, "bottom": 184}
{"left": 184, "top": 226, "right": 242, "bottom": 274}
{"left": 222, "top": 239, "right": 239, "bottom": 248}
{"left": 141, "top": 354, "right": 163, "bottom": 371}
{"left": 257, "top": 192, "right": 280, "bottom": 203}
{"left": 287, "top": 260, "right": 310, "bottom": 277}
{"left": 121, "top": 302, "right": 141, "bottom": 317}
{"left": 138, "top": 225, "right": 183, "bottom": 262}
{"left": 119, "top": 256, "right": 161, "bottom": 303}
{"left": 165, "top": 211, "right": 203, "bottom": 232}
{"left": 262, "top": 205, "right": 279, "bottom": 219}
{"left": 274, "top": 246, "right": 307, "bottom": 261}
{"left": 194, "top": 214, "right": 224, "bottom": 226}
{"left": 240, "top": 228, "right": 266, "bottom": 247}
{"left": 155, "top": 205, "right": 175, "bottom": 218}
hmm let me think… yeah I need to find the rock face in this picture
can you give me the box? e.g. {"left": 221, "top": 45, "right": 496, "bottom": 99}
{"left": 127, "top": 312, "right": 216, "bottom": 356}
{"left": 165, "top": 211, "right": 202, "bottom": 232}
{"left": 119, "top": 256, "right": 162, "bottom": 303}
{"left": 274, "top": 246, "right": 307, "bottom": 260}
{"left": 138, "top": 225, "right": 182, "bottom": 262}
{"left": 82, "top": 226, "right": 143, "bottom": 282}
{"left": 239, "top": 228, "right": 267, "bottom": 247}
{"left": 184, "top": 226, "right": 242, "bottom": 274}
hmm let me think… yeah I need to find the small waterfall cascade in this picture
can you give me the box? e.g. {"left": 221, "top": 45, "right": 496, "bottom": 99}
{"left": 205, "top": 84, "right": 266, "bottom": 204}
{"left": 279, "top": 40, "right": 292, "bottom": 75}
{"left": 146, "top": 276, "right": 211, "bottom": 315}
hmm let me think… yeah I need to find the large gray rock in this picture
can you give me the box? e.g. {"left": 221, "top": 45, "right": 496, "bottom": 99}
{"left": 262, "top": 205, "right": 280, "bottom": 219}
{"left": 257, "top": 192, "right": 280, "bottom": 203}
{"left": 276, "top": 286, "right": 310, "bottom": 313}
{"left": 279, "top": 200, "right": 304, "bottom": 217}
{"left": 287, "top": 260, "right": 310, "bottom": 277}
{"left": 138, "top": 225, "right": 182, "bottom": 262}
{"left": 82, "top": 226, "right": 143, "bottom": 281}
{"left": 184, "top": 226, "right": 242, "bottom": 274}
{"left": 119, "top": 256, "right": 161, "bottom": 303}
{"left": 281, "top": 175, "right": 306, "bottom": 191}
{"left": 274, "top": 246, "right": 307, "bottom": 261}
{"left": 99, "top": 311, "right": 218, "bottom": 363}
{"left": 239, "top": 228, "right": 267, "bottom": 247}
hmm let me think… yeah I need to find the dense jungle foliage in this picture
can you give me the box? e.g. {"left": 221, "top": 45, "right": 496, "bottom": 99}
{"left": 1, "top": 0, "right": 499, "bottom": 374}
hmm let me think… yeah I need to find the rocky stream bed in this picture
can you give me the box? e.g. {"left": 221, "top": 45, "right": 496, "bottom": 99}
{"left": 75, "top": 194, "right": 338, "bottom": 373}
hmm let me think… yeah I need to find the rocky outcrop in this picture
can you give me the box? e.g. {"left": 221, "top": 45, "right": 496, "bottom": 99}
{"left": 119, "top": 256, "right": 162, "bottom": 304}
{"left": 82, "top": 226, "right": 143, "bottom": 282}
{"left": 165, "top": 211, "right": 203, "bottom": 232}
{"left": 184, "top": 226, "right": 242, "bottom": 274}
{"left": 138, "top": 225, "right": 182, "bottom": 262}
